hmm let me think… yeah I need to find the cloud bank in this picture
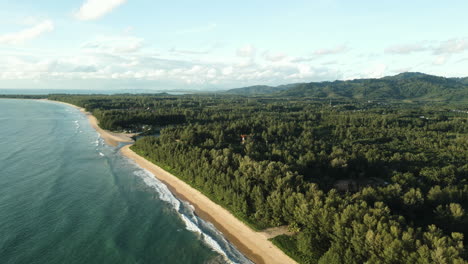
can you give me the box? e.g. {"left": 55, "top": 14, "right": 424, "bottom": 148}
{"left": 0, "top": 42, "right": 342, "bottom": 90}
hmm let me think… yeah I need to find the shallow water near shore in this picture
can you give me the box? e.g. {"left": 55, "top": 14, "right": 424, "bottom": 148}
{"left": 0, "top": 99, "right": 250, "bottom": 264}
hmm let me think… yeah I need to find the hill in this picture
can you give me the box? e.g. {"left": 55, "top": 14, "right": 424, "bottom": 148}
{"left": 225, "top": 84, "right": 293, "bottom": 95}
{"left": 226, "top": 72, "right": 468, "bottom": 102}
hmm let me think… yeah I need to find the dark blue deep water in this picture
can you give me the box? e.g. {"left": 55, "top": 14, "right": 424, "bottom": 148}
{"left": 0, "top": 99, "right": 250, "bottom": 264}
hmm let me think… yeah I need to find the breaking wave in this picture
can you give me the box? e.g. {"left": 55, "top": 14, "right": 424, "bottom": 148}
{"left": 133, "top": 169, "right": 253, "bottom": 264}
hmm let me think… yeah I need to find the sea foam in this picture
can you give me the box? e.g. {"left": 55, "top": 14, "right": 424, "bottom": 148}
{"left": 134, "top": 170, "right": 181, "bottom": 211}
{"left": 73, "top": 120, "right": 80, "bottom": 132}
{"left": 133, "top": 168, "right": 253, "bottom": 264}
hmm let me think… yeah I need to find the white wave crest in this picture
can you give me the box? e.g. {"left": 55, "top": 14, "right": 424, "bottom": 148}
{"left": 132, "top": 168, "right": 252, "bottom": 264}
{"left": 133, "top": 169, "right": 181, "bottom": 211}
{"left": 203, "top": 233, "right": 229, "bottom": 260}
{"left": 181, "top": 214, "right": 202, "bottom": 234}
{"left": 180, "top": 212, "right": 233, "bottom": 262}
{"left": 73, "top": 120, "right": 81, "bottom": 132}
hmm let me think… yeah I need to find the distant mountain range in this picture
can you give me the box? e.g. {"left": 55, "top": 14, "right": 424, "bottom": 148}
{"left": 225, "top": 72, "right": 468, "bottom": 102}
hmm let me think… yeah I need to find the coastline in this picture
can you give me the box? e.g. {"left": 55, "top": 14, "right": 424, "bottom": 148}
{"left": 46, "top": 99, "right": 136, "bottom": 146}
{"left": 53, "top": 99, "right": 296, "bottom": 264}
{"left": 121, "top": 145, "right": 296, "bottom": 264}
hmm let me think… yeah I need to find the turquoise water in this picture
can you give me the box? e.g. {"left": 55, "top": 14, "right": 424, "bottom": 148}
{"left": 0, "top": 99, "right": 250, "bottom": 264}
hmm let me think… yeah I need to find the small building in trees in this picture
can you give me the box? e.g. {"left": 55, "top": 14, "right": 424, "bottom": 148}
{"left": 240, "top": 134, "right": 254, "bottom": 144}
{"left": 240, "top": 134, "right": 248, "bottom": 143}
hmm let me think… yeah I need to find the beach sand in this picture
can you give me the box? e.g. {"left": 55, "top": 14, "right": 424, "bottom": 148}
{"left": 120, "top": 145, "right": 296, "bottom": 264}
{"left": 52, "top": 99, "right": 296, "bottom": 264}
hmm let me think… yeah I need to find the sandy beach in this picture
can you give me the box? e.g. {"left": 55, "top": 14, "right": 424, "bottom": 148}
{"left": 53, "top": 99, "right": 296, "bottom": 264}
{"left": 120, "top": 145, "right": 296, "bottom": 264}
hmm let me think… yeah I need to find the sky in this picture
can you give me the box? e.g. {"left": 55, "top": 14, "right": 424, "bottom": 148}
{"left": 0, "top": 0, "right": 468, "bottom": 90}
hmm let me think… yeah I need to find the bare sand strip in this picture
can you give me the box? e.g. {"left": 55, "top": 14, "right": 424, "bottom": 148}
{"left": 51, "top": 99, "right": 296, "bottom": 264}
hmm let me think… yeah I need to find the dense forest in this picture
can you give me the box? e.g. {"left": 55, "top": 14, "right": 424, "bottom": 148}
{"left": 44, "top": 93, "right": 468, "bottom": 263}
{"left": 226, "top": 72, "right": 468, "bottom": 103}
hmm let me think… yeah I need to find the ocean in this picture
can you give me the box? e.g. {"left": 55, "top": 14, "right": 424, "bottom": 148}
{"left": 0, "top": 99, "right": 250, "bottom": 264}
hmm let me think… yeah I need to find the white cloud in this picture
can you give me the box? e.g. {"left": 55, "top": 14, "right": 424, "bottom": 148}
{"left": 0, "top": 49, "right": 345, "bottom": 89}
{"left": 433, "top": 55, "right": 449, "bottom": 65}
{"left": 81, "top": 36, "right": 144, "bottom": 53}
{"left": 237, "top": 44, "right": 256, "bottom": 57}
{"left": 290, "top": 56, "right": 313, "bottom": 63}
{"left": 322, "top": 60, "right": 338, "bottom": 65}
{"left": 385, "top": 38, "right": 468, "bottom": 56}
{"left": 434, "top": 38, "right": 468, "bottom": 54}
{"left": 236, "top": 58, "right": 255, "bottom": 68}
{"left": 263, "top": 51, "right": 286, "bottom": 62}
{"left": 385, "top": 44, "right": 427, "bottom": 54}
{"left": 363, "top": 63, "right": 387, "bottom": 78}
{"left": 393, "top": 67, "right": 413, "bottom": 74}
{"left": 287, "top": 45, "right": 349, "bottom": 62}
{"left": 174, "top": 23, "right": 217, "bottom": 35}
{"left": 21, "top": 16, "right": 46, "bottom": 26}
{"left": 0, "top": 38, "right": 347, "bottom": 89}
{"left": 75, "top": 0, "right": 127, "bottom": 21}
{"left": 168, "top": 42, "right": 223, "bottom": 56}
{"left": 206, "top": 68, "right": 217, "bottom": 79}
{"left": 0, "top": 20, "right": 54, "bottom": 44}
{"left": 222, "top": 66, "right": 233, "bottom": 75}
{"left": 313, "top": 45, "right": 349, "bottom": 56}
{"left": 0, "top": 56, "right": 100, "bottom": 81}
{"left": 169, "top": 47, "right": 211, "bottom": 55}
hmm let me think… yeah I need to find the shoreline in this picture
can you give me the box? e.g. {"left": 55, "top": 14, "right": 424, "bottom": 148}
{"left": 45, "top": 99, "right": 136, "bottom": 146}
{"left": 121, "top": 145, "right": 296, "bottom": 264}
{"left": 53, "top": 99, "right": 296, "bottom": 264}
